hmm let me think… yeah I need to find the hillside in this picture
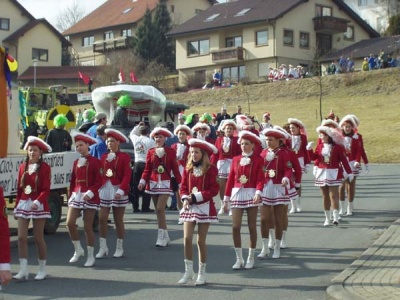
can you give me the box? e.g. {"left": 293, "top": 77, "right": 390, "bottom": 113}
{"left": 168, "top": 68, "right": 400, "bottom": 163}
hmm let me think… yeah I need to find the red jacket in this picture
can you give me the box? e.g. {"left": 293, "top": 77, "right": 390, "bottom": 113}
{"left": 211, "top": 136, "right": 241, "bottom": 165}
{"left": 0, "top": 187, "right": 10, "bottom": 267}
{"left": 287, "top": 133, "right": 311, "bottom": 165}
{"left": 310, "top": 143, "right": 352, "bottom": 177}
{"left": 100, "top": 151, "right": 132, "bottom": 195}
{"left": 16, "top": 162, "right": 51, "bottom": 211}
{"left": 171, "top": 141, "right": 190, "bottom": 169}
{"left": 260, "top": 148, "right": 293, "bottom": 184}
{"left": 69, "top": 155, "right": 102, "bottom": 205}
{"left": 342, "top": 132, "right": 362, "bottom": 162}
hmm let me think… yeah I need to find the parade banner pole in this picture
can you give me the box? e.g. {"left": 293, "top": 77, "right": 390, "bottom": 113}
{"left": 0, "top": 47, "right": 8, "bottom": 158}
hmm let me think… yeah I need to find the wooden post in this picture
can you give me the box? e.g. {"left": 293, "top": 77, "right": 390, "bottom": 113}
{"left": 0, "top": 47, "right": 8, "bottom": 157}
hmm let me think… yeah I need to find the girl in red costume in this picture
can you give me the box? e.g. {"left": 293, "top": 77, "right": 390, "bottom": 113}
{"left": 13, "top": 136, "right": 51, "bottom": 281}
{"left": 171, "top": 125, "right": 192, "bottom": 211}
{"left": 259, "top": 129, "right": 292, "bottom": 259}
{"left": 310, "top": 126, "right": 353, "bottom": 226}
{"left": 223, "top": 131, "right": 264, "bottom": 270}
{"left": 67, "top": 133, "right": 102, "bottom": 267}
{"left": 139, "top": 127, "right": 181, "bottom": 247}
{"left": 0, "top": 187, "right": 11, "bottom": 286}
{"left": 338, "top": 115, "right": 362, "bottom": 216}
{"left": 192, "top": 122, "right": 214, "bottom": 144}
{"left": 287, "top": 118, "right": 311, "bottom": 213}
{"left": 211, "top": 120, "right": 241, "bottom": 215}
{"left": 96, "top": 129, "right": 132, "bottom": 259}
{"left": 178, "top": 138, "right": 219, "bottom": 286}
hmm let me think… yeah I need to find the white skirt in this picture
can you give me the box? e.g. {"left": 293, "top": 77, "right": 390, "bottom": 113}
{"left": 217, "top": 159, "right": 232, "bottom": 179}
{"left": 179, "top": 202, "right": 218, "bottom": 223}
{"left": 261, "top": 181, "right": 290, "bottom": 206}
{"left": 145, "top": 179, "right": 173, "bottom": 195}
{"left": 68, "top": 189, "right": 99, "bottom": 210}
{"left": 287, "top": 187, "right": 299, "bottom": 201}
{"left": 314, "top": 168, "right": 342, "bottom": 186}
{"left": 14, "top": 198, "right": 51, "bottom": 219}
{"left": 99, "top": 180, "right": 129, "bottom": 207}
{"left": 230, "top": 187, "right": 261, "bottom": 209}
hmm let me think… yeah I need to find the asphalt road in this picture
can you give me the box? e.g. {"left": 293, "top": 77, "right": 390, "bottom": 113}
{"left": 2, "top": 164, "right": 399, "bottom": 300}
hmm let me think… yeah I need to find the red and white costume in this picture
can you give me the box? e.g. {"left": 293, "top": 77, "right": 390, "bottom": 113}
{"left": 288, "top": 118, "right": 311, "bottom": 172}
{"left": 141, "top": 147, "right": 182, "bottom": 195}
{"left": 14, "top": 160, "right": 51, "bottom": 219}
{"left": 0, "top": 187, "right": 11, "bottom": 272}
{"left": 179, "top": 139, "right": 219, "bottom": 223}
{"left": 311, "top": 126, "right": 352, "bottom": 186}
{"left": 339, "top": 116, "right": 362, "bottom": 176}
{"left": 68, "top": 155, "right": 102, "bottom": 210}
{"left": 172, "top": 125, "right": 192, "bottom": 175}
{"left": 99, "top": 151, "right": 132, "bottom": 207}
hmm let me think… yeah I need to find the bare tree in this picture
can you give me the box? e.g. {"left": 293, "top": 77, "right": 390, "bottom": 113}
{"left": 56, "top": 0, "right": 86, "bottom": 33}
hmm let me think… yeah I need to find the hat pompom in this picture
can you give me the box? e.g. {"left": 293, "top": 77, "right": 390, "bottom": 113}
{"left": 117, "top": 95, "right": 133, "bottom": 108}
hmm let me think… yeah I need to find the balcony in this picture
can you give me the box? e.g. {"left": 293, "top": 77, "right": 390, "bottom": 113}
{"left": 211, "top": 47, "right": 244, "bottom": 63}
{"left": 93, "top": 36, "right": 134, "bottom": 53}
{"left": 313, "top": 16, "right": 349, "bottom": 34}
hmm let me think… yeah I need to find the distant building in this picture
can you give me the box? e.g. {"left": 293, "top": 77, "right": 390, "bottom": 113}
{"left": 62, "top": 0, "right": 216, "bottom": 66}
{"left": 168, "top": 0, "right": 380, "bottom": 86}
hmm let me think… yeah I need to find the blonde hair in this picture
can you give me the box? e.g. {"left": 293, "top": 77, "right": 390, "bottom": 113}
{"left": 186, "top": 147, "right": 211, "bottom": 174}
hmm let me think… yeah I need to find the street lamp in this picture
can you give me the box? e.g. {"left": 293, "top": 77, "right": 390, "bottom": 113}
{"left": 33, "top": 59, "right": 38, "bottom": 87}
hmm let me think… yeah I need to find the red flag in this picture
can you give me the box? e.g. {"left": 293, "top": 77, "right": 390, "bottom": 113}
{"left": 78, "top": 71, "right": 90, "bottom": 85}
{"left": 130, "top": 70, "right": 138, "bottom": 83}
{"left": 118, "top": 67, "right": 126, "bottom": 83}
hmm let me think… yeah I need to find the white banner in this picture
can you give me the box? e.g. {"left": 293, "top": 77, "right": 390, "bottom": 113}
{"left": 0, "top": 152, "right": 79, "bottom": 197}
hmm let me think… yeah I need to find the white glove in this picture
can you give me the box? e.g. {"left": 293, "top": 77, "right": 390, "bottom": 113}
{"left": 303, "top": 164, "right": 310, "bottom": 174}
{"left": 306, "top": 141, "right": 314, "bottom": 151}
{"left": 281, "top": 177, "right": 289, "bottom": 186}
{"left": 354, "top": 161, "right": 360, "bottom": 168}
{"left": 347, "top": 174, "right": 354, "bottom": 183}
{"left": 365, "top": 164, "right": 369, "bottom": 174}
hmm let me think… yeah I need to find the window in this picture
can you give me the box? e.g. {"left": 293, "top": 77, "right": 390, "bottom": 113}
{"left": 82, "top": 36, "right": 94, "bottom": 47}
{"left": 204, "top": 13, "right": 220, "bottom": 22}
{"left": 283, "top": 29, "right": 294, "bottom": 47}
{"left": 32, "top": 48, "right": 48, "bottom": 62}
{"left": 104, "top": 31, "right": 114, "bottom": 40}
{"left": 187, "top": 39, "right": 210, "bottom": 56}
{"left": 121, "top": 29, "right": 132, "bottom": 37}
{"left": 315, "top": 5, "right": 332, "bottom": 17}
{"left": 0, "top": 18, "right": 10, "bottom": 30}
{"left": 299, "top": 32, "right": 310, "bottom": 48}
{"left": 256, "top": 30, "right": 268, "bottom": 46}
{"left": 358, "top": 0, "right": 367, "bottom": 6}
{"left": 344, "top": 26, "right": 354, "bottom": 40}
{"left": 222, "top": 65, "right": 246, "bottom": 83}
{"left": 235, "top": 8, "right": 251, "bottom": 17}
{"left": 226, "top": 36, "right": 242, "bottom": 48}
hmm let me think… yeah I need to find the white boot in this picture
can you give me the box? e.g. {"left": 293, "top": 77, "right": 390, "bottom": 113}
{"left": 218, "top": 201, "right": 225, "bottom": 215}
{"left": 296, "top": 197, "right": 302, "bottom": 212}
{"left": 280, "top": 231, "right": 288, "bottom": 249}
{"left": 155, "top": 229, "right": 164, "bottom": 247}
{"left": 178, "top": 259, "right": 194, "bottom": 284}
{"left": 84, "top": 246, "right": 95, "bottom": 267}
{"left": 113, "top": 239, "right": 124, "bottom": 258}
{"left": 69, "top": 240, "right": 85, "bottom": 263}
{"left": 257, "top": 238, "right": 270, "bottom": 258}
{"left": 339, "top": 201, "right": 345, "bottom": 215}
{"left": 268, "top": 229, "right": 275, "bottom": 249}
{"left": 195, "top": 262, "right": 206, "bottom": 286}
{"left": 245, "top": 248, "right": 255, "bottom": 269}
{"left": 34, "top": 260, "right": 47, "bottom": 280}
{"left": 347, "top": 202, "right": 354, "bottom": 216}
{"left": 289, "top": 199, "right": 297, "bottom": 214}
{"left": 13, "top": 258, "right": 28, "bottom": 280}
{"left": 324, "top": 210, "right": 330, "bottom": 226}
{"left": 232, "top": 248, "right": 244, "bottom": 270}
{"left": 163, "top": 229, "right": 170, "bottom": 246}
{"left": 96, "top": 237, "right": 109, "bottom": 258}
{"left": 333, "top": 209, "right": 340, "bottom": 225}
{"left": 272, "top": 240, "right": 281, "bottom": 259}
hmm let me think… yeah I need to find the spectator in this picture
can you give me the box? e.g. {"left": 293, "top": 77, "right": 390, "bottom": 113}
{"left": 327, "top": 61, "right": 336, "bottom": 75}
{"left": 79, "top": 109, "right": 96, "bottom": 133}
{"left": 368, "top": 54, "right": 376, "bottom": 70}
{"left": 185, "top": 113, "right": 199, "bottom": 128}
{"left": 379, "top": 49, "right": 388, "bottom": 69}
{"left": 338, "top": 56, "right": 347, "bottom": 73}
{"left": 347, "top": 58, "right": 355, "bottom": 72}
{"left": 212, "top": 69, "right": 221, "bottom": 87}
{"left": 231, "top": 105, "right": 242, "bottom": 119}
{"left": 216, "top": 104, "right": 231, "bottom": 125}
{"left": 45, "top": 114, "right": 72, "bottom": 152}
{"left": 89, "top": 124, "right": 108, "bottom": 159}
{"left": 178, "top": 113, "right": 186, "bottom": 125}
{"left": 113, "top": 95, "right": 133, "bottom": 128}
{"left": 87, "top": 112, "right": 107, "bottom": 138}
{"left": 362, "top": 57, "right": 369, "bottom": 71}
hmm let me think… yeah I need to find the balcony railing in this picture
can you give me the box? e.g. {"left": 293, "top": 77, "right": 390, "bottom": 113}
{"left": 313, "top": 16, "right": 349, "bottom": 34}
{"left": 211, "top": 47, "right": 244, "bottom": 62}
{"left": 93, "top": 36, "right": 134, "bottom": 53}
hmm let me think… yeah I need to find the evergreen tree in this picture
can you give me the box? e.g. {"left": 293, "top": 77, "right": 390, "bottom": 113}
{"left": 133, "top": 9, "right": 157, "bottom": 61}
{"left": 385, "top": 14, "right": 400, "bottom": 35}
{"left": 153, "top": 0, "right": 175, "bottom": 69}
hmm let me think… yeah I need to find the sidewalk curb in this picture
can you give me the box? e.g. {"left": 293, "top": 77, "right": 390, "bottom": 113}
{"left": 326, "top": 218, "right": 400, "bottom": 299}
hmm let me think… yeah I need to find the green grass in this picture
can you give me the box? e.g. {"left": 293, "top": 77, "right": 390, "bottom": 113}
{"left": 168, "top": 68, "right": 400, "bottom": 163}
